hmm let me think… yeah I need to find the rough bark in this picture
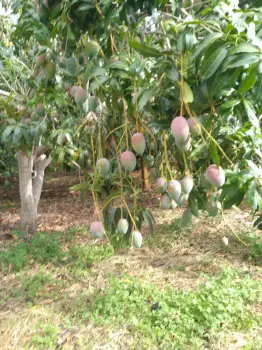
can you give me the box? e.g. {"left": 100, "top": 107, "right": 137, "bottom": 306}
{"left": 17, "top": 148, "right": 51, "bottom": 235}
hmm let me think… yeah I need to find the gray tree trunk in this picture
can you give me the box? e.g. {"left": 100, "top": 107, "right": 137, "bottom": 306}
{"left": 17, "top": 148, "right": 51, "bottom": 235}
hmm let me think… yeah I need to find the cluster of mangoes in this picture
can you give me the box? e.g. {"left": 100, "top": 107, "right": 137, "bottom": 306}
{"left": 89, "top": 115, "right": 226, "bottom": 245}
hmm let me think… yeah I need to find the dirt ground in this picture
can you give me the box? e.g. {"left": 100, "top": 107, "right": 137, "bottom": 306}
{"left": 1, "top": 172, "right": 261, "bottom": 282}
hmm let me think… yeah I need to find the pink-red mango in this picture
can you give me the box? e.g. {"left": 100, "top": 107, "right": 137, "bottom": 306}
{"left": 131, "top": 133, "right": 146, "bottom": 155}
{"left": 120, "top": 151, "right": 136, "bottom": 171}
{"left": 206, "top": 164, "right": 225, "bottom": 188}
{"left": 171, "top": 116, "right": 189, "bottom": 142}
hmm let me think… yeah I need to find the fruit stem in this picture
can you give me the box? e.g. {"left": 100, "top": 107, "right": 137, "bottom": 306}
{"left": 163, "top": 132, "right": 173, "bottom": 178}
{"left": 98, "top": 123, "right": 103, "bottom": 159}
{"left": 180, "top": 54, "right": 184, "bottom": 116}
{"left": 116, "top": 151, "right": 124, "bottom": 218}
{"left": 73, "top": 118, "right": 89, "bottom": 137}
{"left": 221, "top": 211, "right": 248, "bottom": 247}
{"left": 117, "top": 132, "right": 126, "bottom": 151}
{"left": 160, "top": 162, "right": 165, "bottom": 179}
{"left": 95, "top": 1, "right": 104, "bottom": 18}
{"left": 91, "top": 189, "right": 114, "bottom": 251}
{"left": 122, "top": 197, "right": 137, "bottom": 230}
{"left": 182, "top": 152, "right": 189, "bottom": 173}
{"left": 134, "top": 80, "right": 140, "bottom": 133}
{"left": 142, "top": 122, "right": 157, "bottom": 152}
{"left": 106, "top": 124, "right": 125, "bottom": 140}
{"left": 90, "top": 135, "right": 95, "bottom": 168}
{"left": 122, "top": 97, "right": 129, "bottom": 149}
{"left": 185, "top": 103, "right": 234, "bottom": 167}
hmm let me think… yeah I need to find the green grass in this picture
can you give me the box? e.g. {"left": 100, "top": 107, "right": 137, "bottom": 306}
{"left": 31, "top": 322, "right": 59, "bottom": 349}
{"left": 144, "top": 220, "right": 181, "bottom": 249}
{"left": 0, "top": 202, "right": 16, "bottom": 211}
{"left": 91, "top": 269, "right": 261, "bottom": 349}
{"left": 0, "top": 224, "right": 261, "bottom": 349}
{"left": 0, "top": 230, "right": 113, "bottom": 274}
{"left": 247, "top": 234, "right": 262, "bottom": 265}
{"left": 66, "top": 244, "right": 114, "bottom": 276}
{"left": 0, "top": 232, "right": 63, "bottom": 272}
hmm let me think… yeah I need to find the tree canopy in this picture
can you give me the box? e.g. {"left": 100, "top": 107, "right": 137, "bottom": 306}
{"left": 1, "top": 0, "right": 262, "bottom": 235}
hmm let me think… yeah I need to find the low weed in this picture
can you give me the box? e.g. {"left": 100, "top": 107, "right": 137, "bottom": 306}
{"left": 92, "top": 268, "right": 261, "bottom": 348}
{"left": 247, "top": 234, "right": 262, "bottom": 265}
{"left": 19, "top": 271, "right": 53, "bottom": 301}
{"left": 8, "top": 271, "right": 63, "bottom": 304}
{"left": 144, "top": 220, "right": 181, "bottom": 249}
{"left": 0, "top": 229, "right": 114, "bottom": 275}
{"left": 0, "top": 241, "right": 28, "bottom": 272}
{"left": 66, "top": 244, "right": 114, "bottom": 275}
{"left": 31, "top": 322, "right": 59, "bottom": 349}
{"left": 0, "top": 232, "right": 63, "bottom": 272}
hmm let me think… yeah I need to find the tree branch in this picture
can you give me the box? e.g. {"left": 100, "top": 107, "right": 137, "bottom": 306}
{"left": 33, "top": 154, "right": 51, "bottom": 208}
{"left": 33, "top": 146, "right": 51, "bottom": 160}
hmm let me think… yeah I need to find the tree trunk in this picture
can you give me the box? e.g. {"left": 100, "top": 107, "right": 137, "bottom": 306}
{"left": 140, "top": 157, "right": 150, "bottom": 191}
{"left": 17, "top": 148, "right": 51, "bottom": 235}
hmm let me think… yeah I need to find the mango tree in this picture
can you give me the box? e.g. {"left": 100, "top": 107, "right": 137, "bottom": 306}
{"left": 1, "top": 0, "right": 262, "bottom": 239}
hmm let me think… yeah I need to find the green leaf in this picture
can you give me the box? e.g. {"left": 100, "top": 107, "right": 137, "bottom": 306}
{"left": 190, "top": 33, "right": 222, "bottom": 61}
{"left": 129, "top": 40, "right": 170, "bottom": 57}
{"left": 254, "top": 215, "right": 262, "bottom": 229}
{"left": 223, "top": 188, "right": 246, "bottom": 209}
{"left": 67, "top": 25, "right": 75, "bottom": 40}
{"left": 221, "top": 184, "right": 246, "bottom": 209}
{"left": 177, "top": 32, "right": 185, "bottom": 53}
{"left": 71, "top": 183, "right": 90, "bottom": 191}
{"left": 65, "top": 132, "right": 72, "bottom": 143}
{"left": 77, "top": 4, "right": 95, "bottom": 11}
{"left": 12, "top": 126, "right": 21, "bottom": 145}
{"left": 209, "top": 141, "right": 220, "bottom": 166}
{"left": 200, "top": 46, "right": 227, "bottom": 80}
{"left": 57, "top": 132, "right": 65, "bottom": 146}
{"left": 58, "top": 150, "right": 65, "bottom": 164}
{"left": 211, "top": 68, "right": 241, "bottom": 96}
{"left": 168, "top": 68, "right": 179, "bottom": 81}
{"left": 170, "top": 0, "right": 178, "bottom": 13}
{"left": 182, "top": 82, "right": 194, "bottom": 103}
{"left": 246, "top": 182, "right": 262, "bottom": 214}
{"left": 239, "top": 65, "right": 258, "bottom": 94}
{"left": 65, "top": 148, "right": 75, "bottom": 157}
{"left": 138, "top": 85, "right": 157, "bottom": 111}
{"left": 108, "top": 61, "right": 129, "bottom": 70}
{"left": 103, "top": 190, "right": 122, "bottom": 209}
{"left": 220, "top": 99, "right": 240, "bottom": 110}
{"left": 89, "top": 68, "right": 107, "bottom": 78}
{"left": 229, "top": 43, "right": 259, "bottom": 55}
{"left": 147, "top": 120, "right": 171, "bottom": 130}
{"left": 89, "top": 76, "right": 110, "bottom": 92}
{"left": 1, "top": 125, "right": 14, "bottom": 142}
{"left": 243, "top": 99, "right": 260, "bottom": 128}
{"left": 224, "top": 54, "right": 260, "bottom": 70}
{"left": 253, "top": 73, "right": 262, "bottom": 103}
